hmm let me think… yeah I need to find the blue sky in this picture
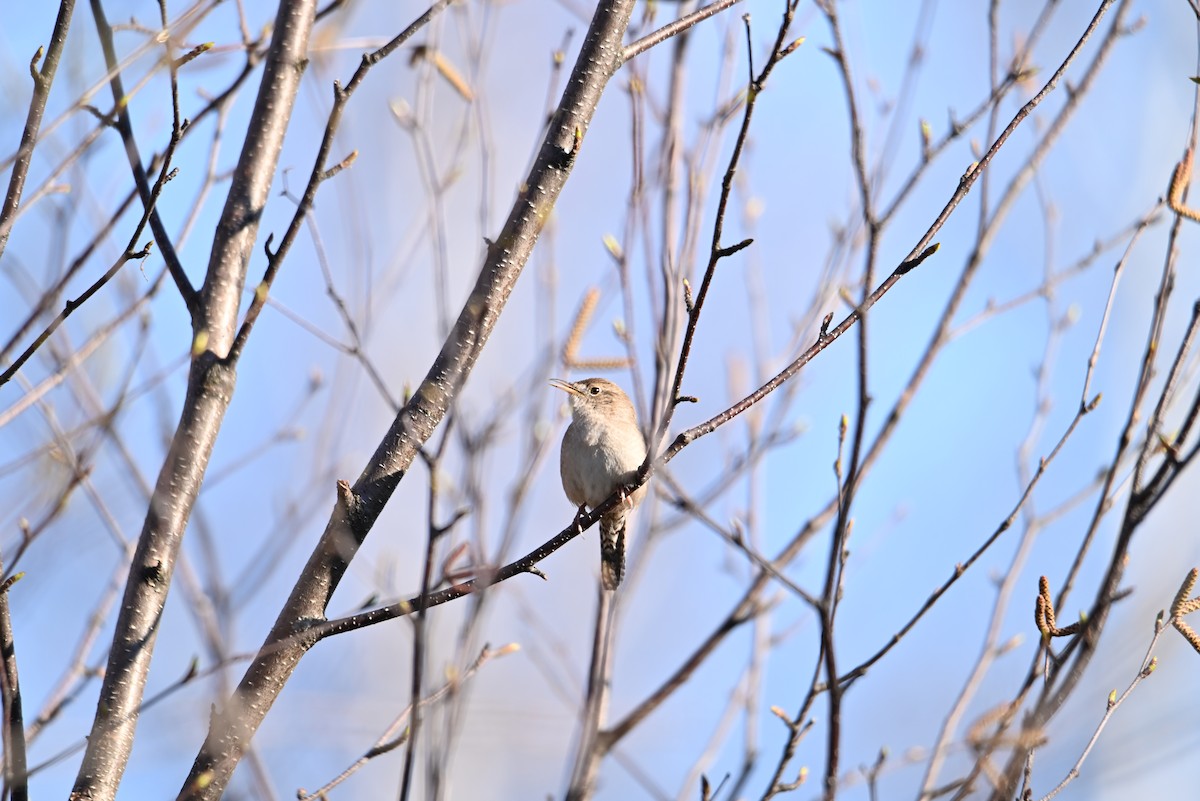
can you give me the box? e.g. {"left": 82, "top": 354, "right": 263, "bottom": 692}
{"left": 3, "top": 1, "right": 1200, "bottom": 799}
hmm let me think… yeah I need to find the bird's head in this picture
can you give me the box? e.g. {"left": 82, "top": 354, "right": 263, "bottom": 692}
{"left": 549, "top": 377, "right": 637, "bottom": 426}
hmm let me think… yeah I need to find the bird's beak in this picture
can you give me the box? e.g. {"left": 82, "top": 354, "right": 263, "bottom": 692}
{"left": 548, "top": 378, "right": 585, "bottom": 397}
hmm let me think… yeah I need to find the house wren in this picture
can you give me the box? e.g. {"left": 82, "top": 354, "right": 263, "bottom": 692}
{"left": 550, "top": 377, "right": 648, "bottom": 590}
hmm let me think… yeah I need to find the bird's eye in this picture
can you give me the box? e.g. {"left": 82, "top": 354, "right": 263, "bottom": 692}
{"left": 589, "top": 385, "right": 601, "bottom": 395}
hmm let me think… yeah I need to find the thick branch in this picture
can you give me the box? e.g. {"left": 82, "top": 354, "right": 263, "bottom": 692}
{"left": 69, "top": 2, "right": 316, "bottom": 798}
{"left": 178, "top": 2, "right": 637, "bottom": 798}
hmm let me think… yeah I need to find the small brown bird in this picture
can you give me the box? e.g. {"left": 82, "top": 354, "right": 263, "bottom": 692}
{"left": 550, "top": 377, "right": 648, "bottom": 590}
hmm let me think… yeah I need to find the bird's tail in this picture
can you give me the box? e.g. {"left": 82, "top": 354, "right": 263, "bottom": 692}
{"left": 599, "top": 516, "right": 626, "bottom": 590}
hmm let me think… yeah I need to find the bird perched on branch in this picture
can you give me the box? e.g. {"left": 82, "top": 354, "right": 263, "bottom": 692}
{"left": 550, "top": 377, "right": 647, "bottom": 590}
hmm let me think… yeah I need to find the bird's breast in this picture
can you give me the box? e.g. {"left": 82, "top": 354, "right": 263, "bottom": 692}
{"left": 561, "top": 421, "right": 646, "bottom": 509}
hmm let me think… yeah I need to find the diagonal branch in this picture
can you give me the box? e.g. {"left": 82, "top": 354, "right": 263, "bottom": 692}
{"left": 178, "top": 3, "right": 639, "bottom": 798}
{"left": 90, "top": 0, "right": 199, "bottom": 315}
{"left": 621, "top": 0, "right": 744, "bottom": 64}
{"left": 69, "top": 2, "right": 318, "bottom": 798}
{"left": 278, "top": 241, "right": 927, "bottom": 646}
{"left": 228, "top": 0, "right": 455, "bottom": 363}
{"left": 0, "top": 0, "right": 76, "bottom": 264}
